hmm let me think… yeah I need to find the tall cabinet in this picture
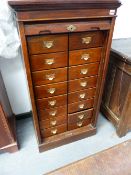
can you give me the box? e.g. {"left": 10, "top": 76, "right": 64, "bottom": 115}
{"left": 8, "top": 0, "right": 121, "bottom": 152}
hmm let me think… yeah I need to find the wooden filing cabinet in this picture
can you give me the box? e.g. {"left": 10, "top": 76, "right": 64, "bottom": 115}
{"left": 8, "top": 0, "right": 121, "bottom": 152}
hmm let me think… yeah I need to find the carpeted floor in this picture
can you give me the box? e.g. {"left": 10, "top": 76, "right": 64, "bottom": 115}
{"left": 0, "top": 113, "right": 131, "bottom": 175}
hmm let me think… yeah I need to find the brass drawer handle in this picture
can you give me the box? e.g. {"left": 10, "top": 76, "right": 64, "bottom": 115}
{"left": 43, "top": 40, "right": 54, "bottom": 49}
{"left": 48, "top": 88, "right": 56, "bottom": 94}
{"left": 45, "top": 74, "right": 55, "bottom": 81}
{"left": 78, "top": 114, "right": 84, "bottom": 120}
{"left": 81, "top": 54, "right": 90, "bottom": 61}
{"left": 45, "top": 58, "right": 54, "bottom": 65}
{"left": 80, "top": 81, "right": 87, "bottom": 87}
{"left": 81, "top": 68, "right": 88, "bottom": 75}
{"left": 67, "top": 25, "right": 76, "bottom": 32}
{"left": 79, "top": 93, "right": 86, "bottom": 99}
{"left": 79, "top": 104, "right": 85, "bottom": 109}
{"left": 51, "top": 128, "right": 57, "bottom": 135}
{"left": 77, "top": 121, "right": 83, "bottom": 127}
{"left": 82, "top": 36, "right": 92, "bottom": 45}
{"left": 49, "top": 110, "right": 57, "bottom": 116}
{"left": 50, "top": 120, "right": 57, "bottom": 126}
{"left": 48, "top": 100, "right": 56, "bottom": 107}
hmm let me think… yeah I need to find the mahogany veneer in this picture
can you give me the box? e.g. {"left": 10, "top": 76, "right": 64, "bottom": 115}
{"left": 8, "top": 0, "right": 121, "bottom": 152}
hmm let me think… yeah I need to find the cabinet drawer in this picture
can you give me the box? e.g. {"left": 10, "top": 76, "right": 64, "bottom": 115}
{"left": 35, "top": 82, "right": 67, "bottom": 98}
{"left": 69, "top": 47, "right": 102, "bottom": 66}
{"left": 38, "top": 105, "right": 67, "bottom": 120}
{"left": 68, "top": 118, "right": 91, "bottom": 131}
{"left": 30, "top": 52, "right": 68, "bottom": 71}
{"left": 41, "top": 124, "right": 67, "bottom": 138}
{"left": 36, "top": 94, "right": 67, "bottom": 110}
{"left": 69, "top": 31, "right": 104, "bottom": 50}
{"left": 69, "top": 63, "right": 99, "bottom": 80}
{"left": 40, "top": 115, "right": 67, "bottom": 129}
{"left": 68, "top": 109, "right": 93, "bottom": 123}
{"left": 32, "top": 67, "right": 67, "bottom": 86}
{"left": 68, "top": 88, "right": 96, "bottom": 104}
{"left": 69, "top": 76, "right": 97, "bottom": 92}
{"left": 68, "top": 98, "right": 94, "bottom": 113}
{"left": 27, "top": 34, "right": 68, "bottom": 54}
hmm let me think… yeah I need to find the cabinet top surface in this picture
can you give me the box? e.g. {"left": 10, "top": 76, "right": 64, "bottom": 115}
{"left": 8, "top": 0, "right": 121, "bottom": 11}
{"left": 112, "top": 38, "right": 131, "bottom": 63}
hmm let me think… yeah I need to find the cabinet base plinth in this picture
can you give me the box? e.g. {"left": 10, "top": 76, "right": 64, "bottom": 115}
{"left": 39, "top": 124, "right": 96, "bottom": 152}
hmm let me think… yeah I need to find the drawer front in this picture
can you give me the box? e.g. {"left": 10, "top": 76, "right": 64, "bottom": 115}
{"left": 68, "top": 98, "right": 94, "bottom": 113}
{"left": 36, "top": 94, "right": 67, "bottom": 110}
{"left": 30, "top": 52, "right": 68, "bottom": 71}
{"left": 32, "top": 67, "right": 67, "bottom": 86}
{"left": 40, "top": 115, "right": 67, "bottom": 129}
{"left": 68, "top": 109, "right": 93, "bottom": 123}
{"left": 27, "top": 34, "right": 68, "bottom": 54}
{"left": 69, "top": 76, "right": 97, "bottom": 92}
{"left": 68, "top": 118, "right": 91, "bottom": 131}
{"left": 38, "top": 105, "right": 67, "bottom": 120}
{"left": 69, "top": 63, "right": 99, "bottom": 80}
{"left": 41, "top": 124, "right": 67, "bottom": 138}
{"left": 69, "top": 47, "right": 102, "bottom": 66}
{"left": 68, "top": 88, "right": 96, "bottom": 104}
{"left": 69, "top": 31, "right": 104, "bottom": 50}
{"left": 34, "top": 82, "right": 67, "bottom": 98}
{"left": 25, "top": 21, "right": 111, "bottom": 36}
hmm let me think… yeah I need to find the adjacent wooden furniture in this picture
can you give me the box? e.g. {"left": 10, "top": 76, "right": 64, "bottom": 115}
{"left": 8, "top": 0, "right": 121, "bottom": 152}
{"left": 46, "top": 140, "right": 131, "bottom": 175}
{"left": 101, "top": 38, "right": 131, "bottom": 137}
{"left": 0, "top": 72, "right": 18, "bottom": 153}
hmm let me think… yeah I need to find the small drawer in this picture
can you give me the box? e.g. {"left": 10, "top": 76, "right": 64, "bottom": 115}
{"left": 69, "top": 47, "right": 102, "bottom": 66}
{"left": 41, "top": 124, "right": 67, "bottom": 138}
{"left": 30, "top": 52, "right": 68, "bottom": 71}
{"left": 69, "top": 63, "right": 99, "bottom": 80}
{"left": 36, "top": 94, "right": 67, "bottom": 110}
{"left": 38, "top": 105, "right": 67, "bottom": 120}
{"left": 68, "top": 109, "right": 93, "bottom": 123}
{"left": 68, "top": 118, "right": 91, "bottom": 131}
{"left": 40, "top": 115, "right": 67, "bottom": 129}
{"left": 32, "top": 67, "right": 67, "bottom": 86}
{"left": 68, "top": 88, "right": 96, "bottom": 104}
{"left": 68, "top": 98, "right": 94, "bottom": 113}
{"left": 27, "top": 34, "right": 68, "bottom": 55}
{"left": 69, "top": 76, "right": 97, "bottom": 93}
{"left": 34, "top": 82, "right": 67, "bottom": 99}
{"left": 69, "top": 31, "right": 104, "bottom": 50}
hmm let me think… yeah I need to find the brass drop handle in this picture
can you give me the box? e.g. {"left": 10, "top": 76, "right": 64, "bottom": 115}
{"left": 80, "top": 81, "right": 87, "bottom": 87}
{"left": 43, "top": 40, "right": 54, "bottom": 49}
{"left": 45, "top": 74, "right": 55, "bottom": 81}
{"left": 78, "top": 114, "right": 84, "bottom": 120}
{"left": 79, "top": 104, "right": 85, "bottom": 109}
{"left": 48, "top": 100, "right": 56, "bottom": 106}
{"left": 50, "top": 120, "right": 57, "bottom": 126}
{"left": 81, "top": 68, "right": 88, "bottom": 75}
{"left": 49, "top": 110, "right": 57, "bottom": 116}
{"left": 51, "top": 128, "right": 57, "bottom": 135}
{"left": 45, "top": 58, "right": 54, "bottom": 65}
{"left": 81, "top": 54, "right": 90, "bottom": 61}
{"left": 79, "top": 93, "right": 86, "bottom": 99}
{"left": 67, "top": 25, "right": 76, "bottom": 32}
{"left": 48, "top": 88, "right": 56, "bottom": 94}
{"left": 82, "top": 36, "right": 92, "bottom": 44}
{"left": 77, "top": 121, "right": 83, "bottom": 127}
